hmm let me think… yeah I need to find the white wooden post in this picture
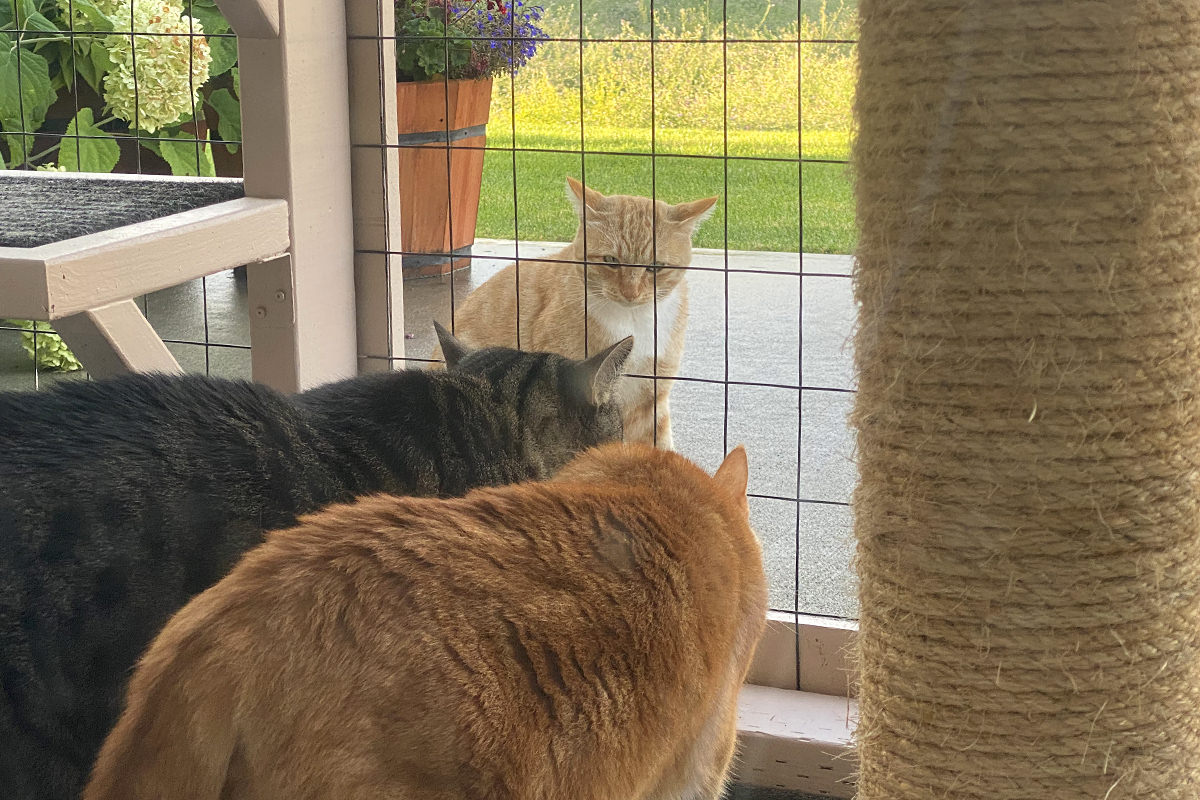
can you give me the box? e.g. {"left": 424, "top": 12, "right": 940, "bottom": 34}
{"left": 224, "top": 0, "right": 359, "bottom": 392}
{"left": 347, "top": 0, "right": 404, "bottom": 371}
{"left": 212, "top": 0, "right": 278, "bottom": 38}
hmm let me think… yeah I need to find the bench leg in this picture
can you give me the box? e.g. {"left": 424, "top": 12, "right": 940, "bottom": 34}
{"left": 54, "top": 300, "right": 183, "bottom": 378}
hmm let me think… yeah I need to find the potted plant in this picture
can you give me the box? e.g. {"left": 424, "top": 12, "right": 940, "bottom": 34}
{"left": 394, "top": 0, "right": 545, "bottom": 278}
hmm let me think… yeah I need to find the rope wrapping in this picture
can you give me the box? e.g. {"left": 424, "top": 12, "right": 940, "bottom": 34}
{"left": 852, "top": 1, "right": 1200, "bottom": 797}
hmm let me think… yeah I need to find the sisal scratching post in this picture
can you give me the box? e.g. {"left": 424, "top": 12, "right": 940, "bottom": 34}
{"left": 852, "top": 1, "right": 1200, "bottom": 798}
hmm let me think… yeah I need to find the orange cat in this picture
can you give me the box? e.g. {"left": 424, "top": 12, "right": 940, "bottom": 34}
{"left": 435, "top": 178, "right": 718, "bottom": 450}
{"left": 84, "top": 443, "right": 766, "bottom": 800}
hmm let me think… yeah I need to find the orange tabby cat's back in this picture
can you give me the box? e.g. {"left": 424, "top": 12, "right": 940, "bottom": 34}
{"left": 84, "top": 443, "right": 767, "bottom": 800}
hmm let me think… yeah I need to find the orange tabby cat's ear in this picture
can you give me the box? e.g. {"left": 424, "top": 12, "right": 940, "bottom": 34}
{"left": 575, "top": 336, "right": 633, "bottom": 405}
{"left": 433, "top": 321, "right": 472, "bottom": 368}
{"left": 566, "top": 176, "right": 607, "bottom": 217}
{"left": 714, "top": 445, "right": 750, "bottom": 514}
{"left": 671, "top": 196, "right": 719, "bottom": 229}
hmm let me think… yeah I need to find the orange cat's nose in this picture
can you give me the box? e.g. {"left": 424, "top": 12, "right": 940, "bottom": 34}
{"left": 621, "top": 285, "right": 640, "bottom": 302}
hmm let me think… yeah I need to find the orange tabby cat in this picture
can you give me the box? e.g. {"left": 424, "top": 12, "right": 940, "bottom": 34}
{"left": 84, "top": 443, "right": 766, "bottom": 800}
{"left": 435, "top": 177, "right": 718, "bottom": 450}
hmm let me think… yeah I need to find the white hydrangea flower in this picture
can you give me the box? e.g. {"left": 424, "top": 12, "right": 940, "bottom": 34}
{"left": 101, "top": 1, "right": 211, "bottom": 133}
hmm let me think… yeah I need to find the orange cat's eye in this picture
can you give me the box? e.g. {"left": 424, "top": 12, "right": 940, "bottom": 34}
{"left": 601, "top": 256, "right": 620, "bottom": 267}
{"left": 648, "top": 261, "right": 666, "bottom": 272}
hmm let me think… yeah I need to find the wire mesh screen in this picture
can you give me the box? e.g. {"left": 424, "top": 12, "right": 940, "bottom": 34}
{"left": 1, "top": 0, "right": 859, "bottom": 620}
{"left": 358, "top": 0, "right": 859, "bottom": 620}
{"left": 0, "top": 0, "right": 246, "bottom": 389}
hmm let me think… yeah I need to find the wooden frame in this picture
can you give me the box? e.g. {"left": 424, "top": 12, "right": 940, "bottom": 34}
{"left": 0, "top": 172, "right": 288, "bottom": 379}
{"left": 51, "top": 301, "right": 184, "bottom": 378}
{"left": 736, "top": 684, "right": 857, "bottom": 796}
{"left": 0, "top": 195, "right": 288, "bottom": 321}
{"left": 346, "top": 0, "right": 405, "bottom": 371}
{"left": 217, "top": 0, "right": 279, "bottom": 38}
{"left": 748, "top": 611, "right": 857, "bottom": 696}
{"left": 232, "top": 0, "right": 360, "bottom": 392}
{"left": 735, "top": 613, "right": 858, "bottom": 797}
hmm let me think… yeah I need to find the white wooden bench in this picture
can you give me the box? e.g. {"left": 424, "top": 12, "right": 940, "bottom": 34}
{"left": 0, "top": 172, "right": 286, "bottom": 378}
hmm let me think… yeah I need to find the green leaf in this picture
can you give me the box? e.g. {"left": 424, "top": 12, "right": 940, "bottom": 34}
{"left": 0, "top": 33, "right": 56, "bottom": 149}
{"left": 17, "top": 0, "right": 56, "bottom": 33}
{"left": 3, "top": 132, "right": 31, "bottom": 164}
{"left": 205, "top": 86, "right": 238, "bottom": 153}
{"left": 68, "top": 0, "right": 116, "bottom": 32}
{"left": 396, "top": 45, "right": 418, "bottom": 80}
{"left": 65, "top": 38, "right": 113, "bottom": 94}
{"left": 187, "top": 0, "right": 230, "bottom": 35}
{"left": 189, "top": 0, "right": 238, "bottom": 77}
{"left": 22, "top": 14, "right": 58, "bottom": 33}
{"left": 230, "top": 65, "right": 238, "bottom": 96}
{"left": 45, "top": 40, "right": 74, "bottom": 86}
{"left": 72, "top": 41, "right": 99, "bottom": 89}
{"left": 86, "top": 37, "right": 113, "bottom": 85}
{"left": 58, "top": 107, "right": 118, "bottom": 172}
{"left": 158, "top": 130, "right": 214, "bottom": 177}
{"left": 206, "top": 33, "right": 236, "bottom": 77}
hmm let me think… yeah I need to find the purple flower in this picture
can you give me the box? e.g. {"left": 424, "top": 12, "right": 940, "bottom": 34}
{"left": 395, "top": 0, "right": 546, "bottom": 80}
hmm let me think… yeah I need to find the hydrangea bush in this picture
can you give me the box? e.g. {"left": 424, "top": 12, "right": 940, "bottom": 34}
{"left": 395, "top": 0, "right": 547, "bottom": 82}
{"left": 3, "top": 320, "right": 84, "bottom": 372}
{"left": 101, "top": 0, "right": 212, "bottom": 133}
{"left": 0, "top": 0, "right": 237, "bottom": 174}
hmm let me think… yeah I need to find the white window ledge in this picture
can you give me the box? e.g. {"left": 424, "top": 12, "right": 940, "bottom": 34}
{"left": 736, "top": 684, "right": 857, "bottom": 798}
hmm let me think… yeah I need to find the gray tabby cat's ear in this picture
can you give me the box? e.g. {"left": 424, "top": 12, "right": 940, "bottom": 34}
{"left": 433, "top": 321, "right": 471, "bottom": 368}
{"left": 576, "top": 336, "right": 633, "bottom": 405}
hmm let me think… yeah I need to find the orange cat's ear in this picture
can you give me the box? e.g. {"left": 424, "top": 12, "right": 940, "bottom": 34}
{"left": 566, "top": 176, "right": 606, "bottom": 217}
{"left": 672, "top": 196, "right": 719, "bottom": 229}
{"left": 714, "top": 445, "right": 749, "bottom": 514}
{"left": 433, "top": 321, "right": 471, "bottom": 368}
{"left": 574, "top": 336, "right": 633, "bottom": 405}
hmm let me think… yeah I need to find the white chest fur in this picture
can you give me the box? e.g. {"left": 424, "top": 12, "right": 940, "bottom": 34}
{"left": 589, "top": 286, "right": 683, "bottom": 368}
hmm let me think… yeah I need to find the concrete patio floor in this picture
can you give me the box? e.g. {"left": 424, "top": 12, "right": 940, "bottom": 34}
{"left": 0, "top": 240, "right": 859, "bottom": 619}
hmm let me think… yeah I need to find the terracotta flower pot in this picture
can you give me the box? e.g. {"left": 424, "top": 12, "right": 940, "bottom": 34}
{"left": 396, "top": 77, "right": 492, "bottom": 279}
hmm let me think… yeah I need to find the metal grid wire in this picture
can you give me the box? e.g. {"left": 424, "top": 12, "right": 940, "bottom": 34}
{"left": 0, "top": 0, "right": 247, "bottom": 390}
{"left": 357, "top": 0, "right": 860, "bottom": 622}
{"left": 0, "top": 0, "right": 859, "bottom": 623}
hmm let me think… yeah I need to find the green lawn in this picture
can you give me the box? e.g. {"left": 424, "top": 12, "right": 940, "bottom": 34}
{"left": 477, "top": 125, "right": 856, "bottom": 254}
{"left": 541, "top": 0, "right": 857, "bottom": 39}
